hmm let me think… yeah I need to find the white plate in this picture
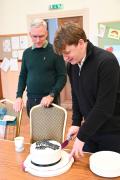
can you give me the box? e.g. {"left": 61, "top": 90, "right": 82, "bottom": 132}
{"left": 24, "top": 150, "right": 74, "bottom": 177}
{"left": 89, "top": 151, "right": 120, "bottom": 178}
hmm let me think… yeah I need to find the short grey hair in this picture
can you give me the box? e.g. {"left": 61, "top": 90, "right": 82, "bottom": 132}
{"left": 30, "top": 18, "right": 47, "bottom": 29}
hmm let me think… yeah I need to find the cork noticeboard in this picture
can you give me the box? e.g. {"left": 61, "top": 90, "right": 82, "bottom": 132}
{"left": 0, "top": 33, "right": 28, "bottom": 61}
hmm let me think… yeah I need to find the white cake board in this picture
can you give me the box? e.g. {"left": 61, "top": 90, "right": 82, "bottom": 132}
{"left": 89, "top": 151, "right": 120, "bottom": 178}
{"left": 24, "top": 150, "right": 74, "bottom": 177}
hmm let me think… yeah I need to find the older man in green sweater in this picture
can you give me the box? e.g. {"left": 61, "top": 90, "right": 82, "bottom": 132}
{"left": 13, "top": 19, "right": 66, "bottom": 116}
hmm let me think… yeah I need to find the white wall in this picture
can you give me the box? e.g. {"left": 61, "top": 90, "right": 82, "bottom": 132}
{"left": 1, "top": 0, "right": 120, "bottom": 44}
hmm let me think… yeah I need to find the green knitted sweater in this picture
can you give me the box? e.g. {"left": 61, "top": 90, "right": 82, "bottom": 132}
{"left": 16, "top": 43, "right": 66, "bottom": 98}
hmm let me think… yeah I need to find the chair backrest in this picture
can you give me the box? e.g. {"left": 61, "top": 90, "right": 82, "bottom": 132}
{"left": 30, "top": 103, "right": 67, "bottom": 144}
{"left": 0, "top": 99, "right": 22, "bottom": 140}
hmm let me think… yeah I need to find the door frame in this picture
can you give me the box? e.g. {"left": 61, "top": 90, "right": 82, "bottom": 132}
{"left": 27, "top": 9, "right": 89, "bottom": 37}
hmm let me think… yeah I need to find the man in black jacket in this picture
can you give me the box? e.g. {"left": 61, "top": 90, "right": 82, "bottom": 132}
{"left": 54, "top": 23, "right": 120, "bottom": 159}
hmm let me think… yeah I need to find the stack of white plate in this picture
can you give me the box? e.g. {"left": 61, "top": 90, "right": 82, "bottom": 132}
{"left": 89, "top": 151, "right": 120, "bottom": 178}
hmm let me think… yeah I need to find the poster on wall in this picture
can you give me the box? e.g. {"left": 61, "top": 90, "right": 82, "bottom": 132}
{"left": 108, "top": 28, "right": 120, "bottom": 40}
{"left": 104, "top": 45, "right": 120, "bottom": 64}
{"left": 98, "top": 24, "right": 106, "bottom": 38}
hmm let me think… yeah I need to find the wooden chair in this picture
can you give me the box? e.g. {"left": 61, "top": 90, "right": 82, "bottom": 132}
{"left": 0, "top": 99, "right": 22, "bottom": 140}
{"left": 30, "top": 103, "right": 67, "bottom": 143}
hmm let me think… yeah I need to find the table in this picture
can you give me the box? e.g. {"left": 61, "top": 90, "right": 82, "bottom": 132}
{"left": 0, "top": 140, "right": 119, "bottom": 180}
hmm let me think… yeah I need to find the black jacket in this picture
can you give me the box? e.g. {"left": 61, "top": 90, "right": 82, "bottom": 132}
{"left": 67, "top": 40, "right": 120, "bottom": 142}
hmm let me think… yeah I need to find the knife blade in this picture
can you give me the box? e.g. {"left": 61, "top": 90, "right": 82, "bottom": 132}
{"left": 61, "top": 134, "right": 73, "bottom": 149}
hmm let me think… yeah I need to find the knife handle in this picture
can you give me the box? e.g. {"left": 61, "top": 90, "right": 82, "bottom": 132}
{"left": 67, "top": 134, "right": 73, "bottom": 141}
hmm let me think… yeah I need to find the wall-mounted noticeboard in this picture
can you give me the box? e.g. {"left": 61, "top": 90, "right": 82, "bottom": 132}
{"left": 0, "top": 33, "right": 29, "bottom": 61}
{"left": 98, "top": 21, "right": 120, "bottom": 64}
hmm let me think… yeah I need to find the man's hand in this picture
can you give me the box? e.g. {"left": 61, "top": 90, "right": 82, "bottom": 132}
{"left": 67, "top": 126, "right": 85, "bottom": 160}
{"left": 13, "top": 97, "right": 23, "bottom": 112}
{"left": 70, "top": 137, "right": 85, "bottom": 160}
{"left": 40, "top": 95, "right": 54, "bottom": 107}
{"left": 67, "top": 125, "right": 79, "bottom": 140}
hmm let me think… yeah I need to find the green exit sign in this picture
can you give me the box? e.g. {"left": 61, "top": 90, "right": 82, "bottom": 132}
{"left": 49, "top": 4, "right": 63, "bottom": 10}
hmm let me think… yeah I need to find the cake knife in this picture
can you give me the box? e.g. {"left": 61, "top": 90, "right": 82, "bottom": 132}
{"left": 61, "top": 134, "right": 73, "bottom": 149}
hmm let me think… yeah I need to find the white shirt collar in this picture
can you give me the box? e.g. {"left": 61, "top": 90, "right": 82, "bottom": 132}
{"left": 78, "top": 56, "right": 86, "bottom": 69}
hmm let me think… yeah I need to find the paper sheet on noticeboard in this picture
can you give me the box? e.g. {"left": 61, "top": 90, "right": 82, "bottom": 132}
{"left": 3, "top": 39, "right": 11, "bottom": 52}
{"left": 11, "top": 36, "right": 20, "bottom": 50}
{"left": 0, "top": 57, "right": 10, "bottom": 72}
{"left": 20, "top": 36, "right": 29, "bottom": 49}
{"left": 10, "top": 58, "right": 18, "bottom": 71}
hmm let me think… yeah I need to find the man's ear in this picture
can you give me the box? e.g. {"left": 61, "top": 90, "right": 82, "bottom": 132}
{"left": 78, "top": 39, "right": 84, "bottom": 45}
{"left": 78, "top": 39, "right": 84, "bottom": 48}
{"left": 46, "top": 31, "right": 48, "bottom": 38}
